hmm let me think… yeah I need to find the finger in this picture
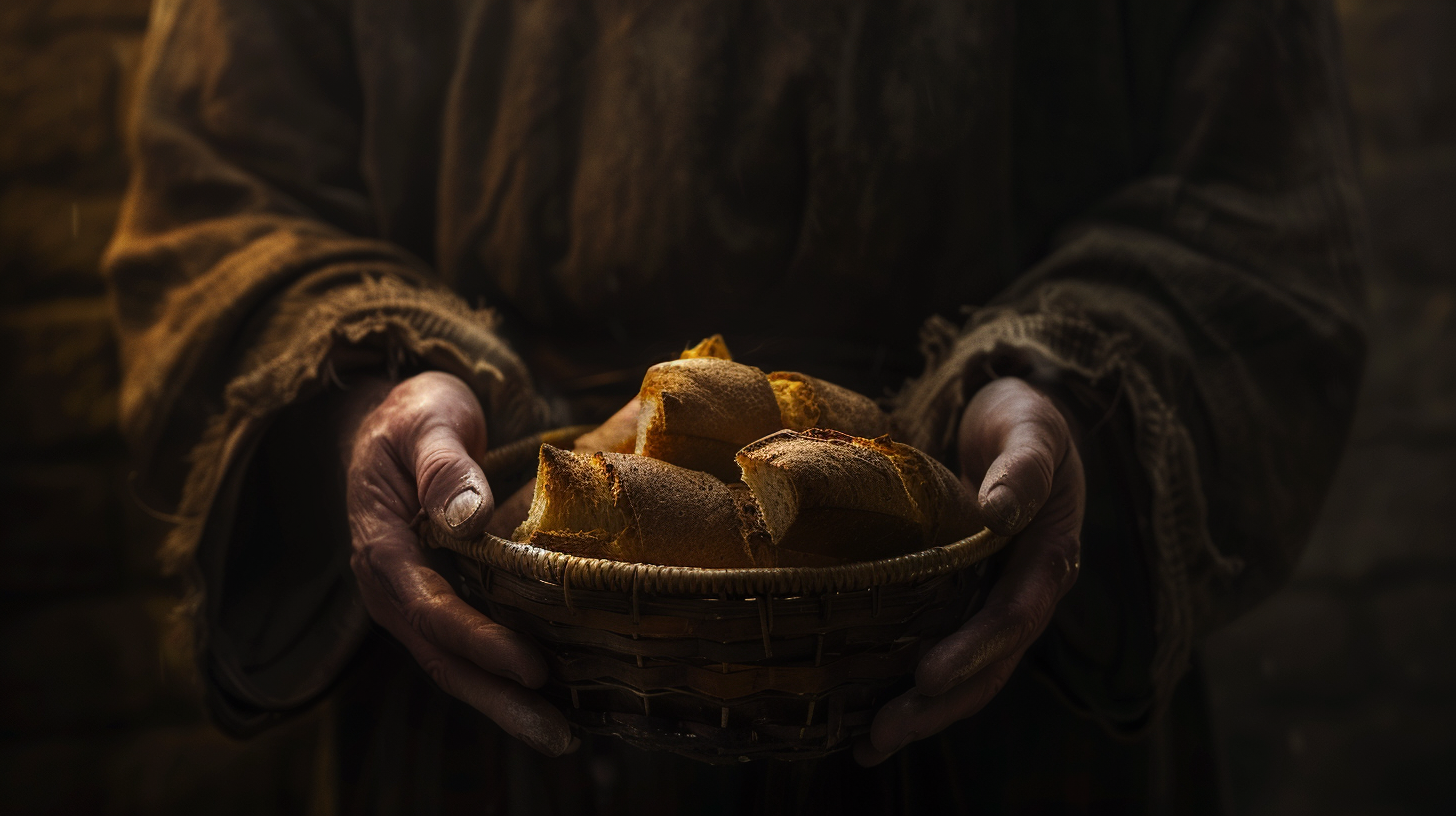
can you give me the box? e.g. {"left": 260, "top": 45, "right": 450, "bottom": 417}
{"left": 395, "top": 374, "right": 494, "bottom": 538}
{"left": 857, "top": 653, "right": 1021, "bottom": 766}
{"left": 914, "top": 525, "right": 1080, "bottom": 696}
{"left": 355, "top": 544, "right": 549, "bottom": 688}
{"left": 408, "top": 639, "right": 575, "bottom": 757}
{"left": 960, "top": 379, "right": 1070, "bottom": 535}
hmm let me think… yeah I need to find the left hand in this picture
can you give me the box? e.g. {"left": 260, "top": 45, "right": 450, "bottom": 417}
{"left": 854, "top": 377, "right": 1085, "bottom": 766}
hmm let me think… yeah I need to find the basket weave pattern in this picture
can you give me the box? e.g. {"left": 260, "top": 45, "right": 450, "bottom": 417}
{"left": 426, "top": 527, "right": 1007, "bottom": 763}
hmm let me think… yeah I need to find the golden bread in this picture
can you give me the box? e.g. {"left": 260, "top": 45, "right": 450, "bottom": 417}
{"left": 766, "top": 371, "right": 894, "bottom": 438}
{"left": 634, "top": 358, "right": 783, "bottom": 481}
{"left": 513, "top": 338, "right": 975, "bottom": 569}
{"left": 855, "top": 435, "right": 983, "bottom": 547}
{"left": 517, "top": 444, "right": 624, "bottom": 541}
{"left": 735, "top": 429, "right": 923, "bottom": 562}
{"left": 515, "top": 446, "right": 760, "bottom": 568}
{"left": 678, "top": 334, "right": 734, "bottom": 360}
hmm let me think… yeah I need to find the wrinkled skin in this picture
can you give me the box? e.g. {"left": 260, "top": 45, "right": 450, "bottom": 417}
{"left": 341, "top": 372, "right": 575, "bottom": 756}
{"left": 853, "top": 377, "right": 1085, "bottom": 766}
{"left": 342, "top": 372, "right": 1082, "bottom": 760}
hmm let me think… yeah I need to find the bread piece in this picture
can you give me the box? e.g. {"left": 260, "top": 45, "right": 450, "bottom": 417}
{"left": 553, "top": 336, "right": 733, "bottom": 465}
{"left": 515, "top": 445, "right": 625, "bottom": 541}
{"left": 570, "top": 398, "right": 641, "bottom": 455}
{"left": 679, "top": 334, "right": 733, "bottom": 361}
{"left": 768, "top": 376, "right": 819, "bottom": 431}
{"left": 766, "top": 371, "right": 893, "bottom": 438}
{"left": 735, "top": 429, "right": 923, "bottom": 562}
{"left": 515, "top": 446, "right": 759, "bottom": 568}
{"left": 604, "top": 453, "right": 758, "bottom": 567}
{"left": 726, "top": 482, "right": 776, "bottom": 567}
{"left": 857, "top": 436, "right": 982, "bottom": 547}
{"left": 634, "top": 358, "right": 783, "bottom": 481}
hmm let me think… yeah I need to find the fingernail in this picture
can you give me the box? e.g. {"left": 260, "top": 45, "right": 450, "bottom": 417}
{"left": 985, "top": 484, "right": 1020, "bottom": 529}
{"left": 522, "top": 725, "right": 575, "bottom": 758}
{"left": 445, "top": 489, "right": 482, "bottom": 527}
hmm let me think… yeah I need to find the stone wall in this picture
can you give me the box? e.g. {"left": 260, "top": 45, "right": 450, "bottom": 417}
{"left": 0, "top": 1, "right": 1450, "bottom": 814}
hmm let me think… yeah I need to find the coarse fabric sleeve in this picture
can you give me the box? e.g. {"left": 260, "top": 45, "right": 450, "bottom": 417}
{"left": 103, "top": 0, "right": 545, "bottom": 733}
{"left": 893, "top": 0, "right": 1368, "bottom": 727}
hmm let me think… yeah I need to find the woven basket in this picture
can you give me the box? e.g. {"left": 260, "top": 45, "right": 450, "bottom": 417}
{"left": 425, "top": 525, "right": 1006, "bottom": 763}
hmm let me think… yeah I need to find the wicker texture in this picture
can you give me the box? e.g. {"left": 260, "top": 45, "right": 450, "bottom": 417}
{"left": 425, "top": 526, "right": 1006, "bottom": 763}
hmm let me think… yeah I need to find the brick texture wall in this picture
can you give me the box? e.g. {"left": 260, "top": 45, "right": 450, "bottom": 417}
{"left": 0, "top": 1, "right": 1450, "bottom": 814}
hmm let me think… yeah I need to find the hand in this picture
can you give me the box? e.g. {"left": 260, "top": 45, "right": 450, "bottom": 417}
{"left": 855, "top": 377, "right": 1085, "bottom": 765}
{"left": 343, "top": 371, "right": 576, "bottom": 756}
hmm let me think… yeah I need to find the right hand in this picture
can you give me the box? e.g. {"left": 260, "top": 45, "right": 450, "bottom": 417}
{"left": 342, "top": 371, "right": 576, "bottom": 756}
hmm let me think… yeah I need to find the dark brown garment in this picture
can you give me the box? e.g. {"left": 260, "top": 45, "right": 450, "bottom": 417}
{"left": 105, "top": 0, "right": 1366, "bottom": 813}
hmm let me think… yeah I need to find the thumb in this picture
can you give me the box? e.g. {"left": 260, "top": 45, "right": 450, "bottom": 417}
{"left": 406, "top": 381, "right": 494, "bottom": 539}
{"left": 960, "top": 378, "right": 1069, "bottom": 536}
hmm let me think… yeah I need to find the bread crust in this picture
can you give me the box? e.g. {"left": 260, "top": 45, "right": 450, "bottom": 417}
{"left": 515, "top": 445, "right": 760, "bottom": 568}
{"left": 766, "top": 371, "right": 893, "bottom": 438}
{"left": 635, "top": 358, "right": 783, "bottom": 481}
{"left": 860, "top": 436, "right": 982, "bottom": 547}
{"left": 735, "top": 429, "right": 923, "bottom": 561}
{"left": 516, "top": 354, "right": 974, "bottom": 569}
{"left": 678, "top": 334, "right": 733, "bottom": 360}
{"left": 598, "top": 452, "right": 756, "bottom": 568}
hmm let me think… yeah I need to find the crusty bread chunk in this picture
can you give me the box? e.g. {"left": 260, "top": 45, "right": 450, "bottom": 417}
{"left": 634, "top": 358, "right": 784, "bottom": 481}
{"left": 726, "top": 482, "right": 777, "bottom": 567}
{"left": 856, "top": 436, "right": 982, "bottom": 547}
{"left": 517, "top": 444, "right": 625, "bottom": 542}
{"left": 562, "top": 337, "right": 734, "bottom": 459}
{"left": 766, "top": 372, "right": 894, "bottom": 439}
{"left": 678, "top": 334, "right": 733, "bottom": 360}
{"left": 735, "top": 429, "right": 922, "bottom": 562}
{"left": 735, "top": 429, "right": 978, "bottom": 562}
{"left": 511, "top": 339, "right": 977, "bottom": 569}
{"left": 515, "top": 446, "right": 760, "bottom": 568}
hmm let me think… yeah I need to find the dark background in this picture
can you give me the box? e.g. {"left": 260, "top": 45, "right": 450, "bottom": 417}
{"left": 1, "top": 1, "right": 1452, "bottom": 813}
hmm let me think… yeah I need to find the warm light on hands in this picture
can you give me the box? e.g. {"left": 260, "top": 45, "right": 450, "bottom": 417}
{"left": 343, "top": 371, "right": 576, "bottom": 757}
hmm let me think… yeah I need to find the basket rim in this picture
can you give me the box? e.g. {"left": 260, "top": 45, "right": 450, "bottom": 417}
{"left": 425, "top": 526, "right": 1007, "bottom": 596}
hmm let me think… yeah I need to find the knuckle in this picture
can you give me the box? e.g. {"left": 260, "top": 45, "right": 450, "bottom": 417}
{"left": 419, "top": 656, "right": 454, "bottom": 691}
{"left": 416, "top": 446, "right": 466, "bottom": 489}
{"left": 349, "top": 540, "right": 384, "bottom": 576}
{"left": 400, "top": 596, "right": 442, "bottom": 634}
{"left": 347, "top": 548, "right": 368, "bottom": 578}
{"left": 996, "top": 601, "right": 1042, "bottom": 644}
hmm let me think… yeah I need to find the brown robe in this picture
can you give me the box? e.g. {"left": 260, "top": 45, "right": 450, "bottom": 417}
{"left": 104, "top": 0, "right": 1366, "bottom": 812}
